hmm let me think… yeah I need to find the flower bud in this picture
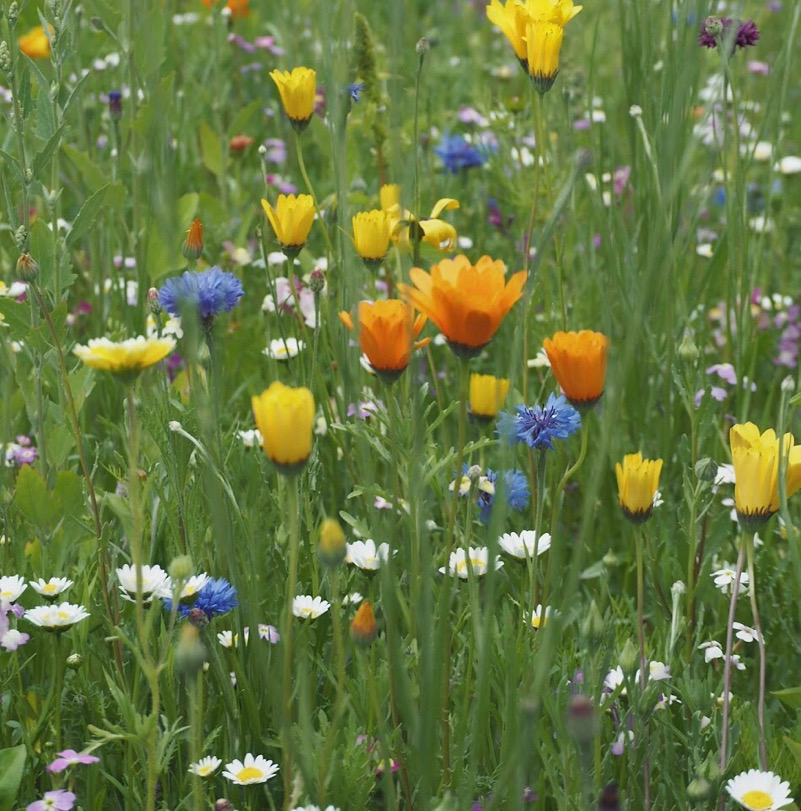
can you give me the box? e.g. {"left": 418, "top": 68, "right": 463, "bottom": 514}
{"left": 14, "top": 225, "right": 28, "bottom": 252}
{"left": 678, "top": 331, "right": 699, "bottom": 361}
{"left": 0, "top": 42, "right": 12, "bottom": 79}
{"left": 147, "top": 286, "right": 161, "bottom": 314}
{"left": 182, "top": 217, "right": 204, "bottom": 261}
{"left": 317, "top": 517, "right": 347, "bottom": 567}
{"left": 694, "top": 457, "right": 718, "bottom": 482}
{"left": 214, "top": 801, "right": 235, "bottom": 811}
{"left": 308, "top": 267, "right": 325, "bottom": 294}
{"left": 66, "top": 652, "right": 83, "bottom": 670}
{"left": 350, "top": 600, "right": 377, "bottom": 646}
{"left": 7, "top": 4, "right": 19, "bottom": 28}
{"left": 581, "top": 600, "right": 604, "bottom": 640}
{"left": 619, "top": 639, "right": 639, "bottom": 674}
{"left": 108, "top": 90, "right": 122, "bottom": 121}
{"left": 168, "top": 554, "right": 194, "bottom": 583}
{"left": 415, "top": 37, "right": 430, "bottom": 56}
{"left": 704, "top": 16, "right": 724, "bottom": 38}
{"left": 781, "top": 375, "right": 795, "bottom": 393}
{"left": 175, "top": 624, "right": 207, "bottom": 676}
{"left": 16, "top": 252, "right": 39, "bottom": 281}
{"left": 686, "top": 777, "right": 712, "bottom": 802}
{"left": 567, "top": 694, "right": 597, "bottom": 745}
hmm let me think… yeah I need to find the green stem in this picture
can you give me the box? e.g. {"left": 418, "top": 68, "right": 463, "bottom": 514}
{"left": 53, "top": 634, "right": 64, "bottom": 751}
{"left": 294, "top": 132, "right": 336, "bottom": 259}
{"left": 635, "top": 526, "right": 650, "bottom": 810}
{"left": 282, "top": 479, "right": 300, "bottom": 811}
{"left": 746, "top": 535, "right": 768, "bottom": 770}
{"left": 190, "top": 670, "right": 204, "bottom": 811}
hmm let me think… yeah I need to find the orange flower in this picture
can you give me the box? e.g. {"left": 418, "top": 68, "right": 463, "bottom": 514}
{"left": 542, "top": 330, "right": 608, "bottom": 408}
{"left": 183, "top": 218, "right": 204, "bottom": 261}
{"left": 229, "top": 134, "right": 254, "bottom": 151}
{"left": 350, "top": 600, "right": 377, "bottom": 646}
{"left": 201, "top": 0, "right": 250, "bottom": 18}
{"left": 398, "top": 255, "right": 527, "bottom": 356}
{"left": 18, "top": 25, "right": 52, "bottom": 60}
{"left": 339, "top": 300, "right": 428, "bottom": 382}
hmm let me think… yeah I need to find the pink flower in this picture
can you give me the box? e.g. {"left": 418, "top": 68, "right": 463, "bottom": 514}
{"left": 46, "top": 749, "right": 100, "bottom": 774}
{"left": 27, "top": 789, "right": 76, "bottom": 811}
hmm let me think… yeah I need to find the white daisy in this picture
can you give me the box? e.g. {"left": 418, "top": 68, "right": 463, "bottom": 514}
{"left": 116, "top": 564, "right": 170, "bottom": 601}
{"left": 222, "top": 753, "right": 279, "bottom": 785}
{"left": 188, "top": 755, "right": 222, "bottom": 777}
{"left": 154, "top": 572, "right": 210, "bottom": 601}
{"left": 725, "top": 768, "right": 793, "bottom": 810}
{"left": 217, "top": 628, "right": 249, "bottom": 648}
{"left": 345, "top": 540, "right": 390, "bottom": 571}
{"left": 342, "top": 592, "right": 364, "bottom": 606}
{"left": 0, "top": 575, "right": 27, "bottom": 602}
{"left": 29, "top": 577, "right": 74, "bottom": 600}
{"left": 439, "top": 547, "right": 503, "bottom": 579}
{"left": 292, "top": 595, "right": 331, "bottom": 620}
{"left": 497, "top": 531, "right": 551, "bottom": 560}
{"left": 777, "top": 156, "right": 801, "bottom": 175}
{"left": 237, "top": 429, "right": 263, "bottom": 448}
{"left": 528, "top": 604, "right": 556, "bottom": 630}
{"left": 733, "top": 622, "right": 762, "bottom": 644}
{"left": 264, "top": 337, "right": 305, "bottom": 360}
{"left": 24, "top": 602, "right": 90, "bottom": 630}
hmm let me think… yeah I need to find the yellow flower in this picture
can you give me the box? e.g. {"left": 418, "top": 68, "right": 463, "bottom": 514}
{"left": 542, "top": 330, "right": 609, "bottom": 408}
{"left": 398, "top": 254, "right": 527, "bottom": 356}
{"left": 352, "top": 210, "right": 392, "bottom": 266}
{"left": 469, "top": 374, "right": 510, "bottom": 421}
{"left": 252, "top": 382, "right": 315, "bottom": 474}
{"left": 386, "top": 198, "right": 460, "bottom": 253}
{"left": 317, "top": 517, "right": 347, "bottom": 567}
{"left": 18, "top": 25, "right": 52, "bottom": 60}
{"left": 615, "top": 453, "right": 663, "bottom": 523}
{"left": 379, "top": 184, "right": 401, "bottom": 213}
{"left": 730, "top": 422, "right": 801, "bottom": 528}
{"left": 269, "top": 67, "right": 316, "bottom": 131}
{"left": 73, "top": 336, "right": 176, "bottom": 377}
{"left": 261, "top": 194, "right": 315, "bottom": 253}
{"left": 339, "top": 300, "right": 428, "bottom": 382}
{"left": 487, "top": 0, "right": 582, "bottom": 93}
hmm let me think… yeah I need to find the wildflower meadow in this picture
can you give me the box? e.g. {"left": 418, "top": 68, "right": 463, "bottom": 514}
{"left": 2, "top": 0, "right": 801, "bottom": 809}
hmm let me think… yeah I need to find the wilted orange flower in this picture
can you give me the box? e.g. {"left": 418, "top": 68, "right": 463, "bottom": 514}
{"left": 543, "top": 330, "right": 608, "bottom": 408}
{"left": 398, "top": 255, "right": 527, "bottom": 356}
{"left": 350, "top": 600, "right": 377, "bottom": 645}
{"left": 201, "top": 0, "right": 250, "bottom": 18}
{"left": 339, "top": 300, "right": 428, "bottom": 382}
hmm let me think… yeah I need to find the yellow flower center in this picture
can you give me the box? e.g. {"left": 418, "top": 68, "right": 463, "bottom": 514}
{"left": 741, "top": 790, "right": 773, "bottom": 810}
{"left": 0, "top": 590, "right": 10, "bottom": 599}
{"left": 301, "top": 607, "right": 313, "bottom": 616}
{"left": 532, "top": 616, "right": 545, "bottom": 629}
{"left": 197, "top": 765, "right": 213, "bottom": 776}
{"left": 236, "top": 766, "right": 263, "bottom": 782}
{"left": 470, "top": 558, "right": 484, "bottom": 570}
{"left": 57, "top": 611, "right": 70, "bottom": 620}
{"left": 44, "top": 584, "right": 58, "bottom": 593}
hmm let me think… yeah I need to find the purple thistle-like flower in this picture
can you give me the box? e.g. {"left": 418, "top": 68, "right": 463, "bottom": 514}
{"left": 158, "top": 268, "right": 244, "bottom": 323}
{"left": 699, "top": 17, "right": 759, "bottom": 51}
{"left": 497, "top": 393, "right": 581, "bottom": 450}
{"left": 736, "top": 20, "right": 760, "bottom": 49}
{"left": 47, "top": 749, "right": 101, "bottom": 774}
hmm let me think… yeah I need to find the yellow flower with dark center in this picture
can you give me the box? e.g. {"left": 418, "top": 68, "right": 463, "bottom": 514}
{"left": 339, "top": 300, "right": 429, "bottom": 382}
{"left": 615, "top": 453, "right": 663, "bottom": 523}
{"left": 469, "top": 374, "right": 510, "bottom": 421}
{"left": 543, "top": 330, "right": 609, "bottom": 409}
{"left": 269, "top": 67, "right": 316, "bottom": 132}
{"left": 261, "top": 194, "right": 315, "bottom": 253}
{"left": 73, "top": 336, "right": 176, "bottom": 378}
{"left": 399, "top": 254, "right": 527, "bottom": 357}
{"left": 252, "top": 382, "right": 315, "bottom": 475}
{"left": 350, "top": 600, "right": 377, "bottom": 646}
{"left": 352, "top": 210, "right": 392, "bottom": 267}
{"left": 486, "top": 0, "right": 582, "bottom": 93}
{"left": 730, "top": 422, "right": 801, "bottom": 528}
{"left": 18, "top": 25, "right": 52, "bottom": 60}
{"left": 385, "top": 198, "right": 460, "bottom": 253}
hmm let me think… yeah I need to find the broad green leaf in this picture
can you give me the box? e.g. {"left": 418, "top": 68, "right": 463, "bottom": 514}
{"left": 54, "top": 471, "right": 86, "bottom": 519}
{"left": 62, "top": 144, "right": 109, "bottom": 193}
{"left": 773, "top": 687, "right": 801, "bottom": 710}
{"left": 35, "top": 84, "right": 57, "bottom": 141}
{"left": 0, "top": 745, "right": 26, "bottom": 811}
{"left": 66, "top": 183, "right": 125, "bottom": 249}
{"left": 784, "top": 736, "right": 801, "bottom": 768}
{"left": 229, "top": 99, "right": 263, "bottom": 137}
{"left": 33, "top": 124, "right": 65, "bottom": 179}
{"left": 199, "top": 122, "right": 226, "bottom": 177}
{"left": 15, "top": 464, "right": 55, "bottom": 529}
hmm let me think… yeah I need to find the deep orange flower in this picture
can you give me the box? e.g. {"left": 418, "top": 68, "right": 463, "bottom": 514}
{"left": 339, "top": 300, "right": 428, "bottom": 382}
{"left": 398, "top": 255, "right": 527, "bottom": 356}
{"left": 18, "top": 25, "right": 52, "bottom": 59}
{"left": 542, "top": 330, "right": 609, "bottom": 408}
{"left": 202, "top": 0, "right": 250, "bottom": 18}
{"left": 350, "top": 600, "right": 377, "bottom": 646}
{"left": 229, "top": 134, "right": 254, "bottom": 151}
{"left": 183, "top": 218, "right": 204, "bottom": 261}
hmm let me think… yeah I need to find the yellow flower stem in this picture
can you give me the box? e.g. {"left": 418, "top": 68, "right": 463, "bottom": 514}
{"left": 294, "top": 131, "right": 337, "bottom": 259}
{"left": 719, "top": 530, "right": 748, "bottom": 778}
{"left": 746, "top": 534, "right": 768, "bottom": 770}
{"left": 635, "top": 525, "right": 651, "bottom": 811}
{"left": 281, "top": 477, "right": 300, "bottom": 811}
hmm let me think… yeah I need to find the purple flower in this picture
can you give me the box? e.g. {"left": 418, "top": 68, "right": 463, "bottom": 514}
{"left": 228, "top": 33, "right": 256, "bottom": 53}
{"left": 347, "top": 400, "right": 383, "bottom": 420}
{"left": 736, "top": 20, "right": 760, "bottom": 48}
{"left": 497, "top": 393, "right": 582, "bottom": 450}
{"left": 27, "top": 789, "right": 77, "bottom": 811}
{"left": 158, "top": 267, "right": 244, "bottom": 324}
{"left": 434, "top": 132, "right": 488, "bottom": 174}
{"left": 706, "top": 363, "right": 737, "bottom": 385}
{"left": 347, "top": 82, "right": 364, "bottom": 103}
{"left": 699, "top": 17, "right": 759, "bottom": 51}
{"left": 254, "top": 36, "right": 284, "bottom": 55}
{"left": 47, "top": 749, "right": 101, "bottom": 774}
{"left": 262, "top": 138, "right": 286, "bottom": 164}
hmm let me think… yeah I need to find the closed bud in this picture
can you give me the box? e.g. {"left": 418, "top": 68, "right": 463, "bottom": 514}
{"left": 308, "top": 267, "right": 325, "bottom": 294}
{"left": 66, "top": 652, "right": 83, "bottom": 670}
{"left": 694, "top": 457, "right": 718, "bottom": 482}
{"left": 16, "top": 252, "right": 38, "bottom": 281}
{"left": 350, "top": 600, "right": 377, "bottom": 646}
{"left": 14, "top": 225, "right": 28, "bottom": 252}
{"left": 7, "top": 3, "right": 19, "bottom": 28}
{"left": 619, "top": 639, "right": 639, "bottom": 674}
{"left": 175, "top": 624, "right": 207, "bottom": 676}
{"left": 147, "top": 287, "right": 161, "bottom": 314}
{"left": 705, "top": 16, "right": 724, "bottom": 38}
{"left": 214, "top": 801, "right": 235, "bottom": 811}
{"left": 0, "top": 42, "right": 12, "bottom": 78}
{"left": 597, "top": 783, "right": 620, "bottom": 811}
{"left": 182, "top": 217, "right": 204, "bottom": 261}
{"left": 415, "top": 37, "right": 430, "bottom": 56}
{"left": 781, "top": 375, "right": 795, "bottom": 393}
{"left": 567, "top": 694, "right": 597, "bottom": 745}
{"left": 317, "top": 517, "right": 347, "bottom": 567}
{"left": 168, "top": 554, "right": 194, "bottom": 583}
{"left": 601, "top": 548, "right": 619, "bottom": 567}
{"left": 108, "top": 90, "right": 122, "bottom": 121}
{"left": 581, "top": 600, "right": 605, "bottom": 640}
{"left": 698, "top": 751, "right": 720, "bottom": 782}
{"left": 686, "top": 777, "right": 712, "bottom": 802}
{"left": 678, "top": 331, "right": 699, "bottom": 361}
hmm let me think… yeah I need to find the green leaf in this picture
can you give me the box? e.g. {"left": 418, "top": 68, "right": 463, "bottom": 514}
{"left": 135, "top": 4, "right": 166, "bottom": 81}
{"left": 62, "top": 144, "right": 109, "bottom": 193}
{"left": 33, "top": 124, "right": 66, "bottom": 179}
{"left": 55, "top": 471, "right": 85, "bottom": 519}
{"left": 66, "top": 183, "right": 125, "bottom": 249}
{"left": 15, "top": 464, "right": 55, "bottom": 529}
{"left": 199, "top": 122, "right": 226, "bottom": 177}
{"left": 772, "top": 687, "right": 801, "bottom": 709}
{"left": 35, "top": 84, "right": 57, "bottom": 141}
{"left": 228, "top": 99, "right": 263, "bottom": 137}
{"left": 784, "top": 736, "right": 801, "bottom": 768}
{"left": 0, "top": 745, "right": 26, "bottom": 811}
{"left": 579, "top": 561, "right": 607, "bottom": 580}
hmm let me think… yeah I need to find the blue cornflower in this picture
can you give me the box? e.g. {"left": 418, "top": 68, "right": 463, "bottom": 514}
{"left": 347, "top": 82, "right": 365, "bottom": 103}
{"left": 165, "top": 577, "right": 238, "bottom": 620}
{"left": 497, "top": 393, "right": 581, "bottom": 450}
{"left": 478, "top": 468, "right": 530, "bottom": 523}
{"left": 434, "top": 132, "right": 488, "bottom": 174}
{"left": 158, "top": 267, "right": 244, "bottom": 324}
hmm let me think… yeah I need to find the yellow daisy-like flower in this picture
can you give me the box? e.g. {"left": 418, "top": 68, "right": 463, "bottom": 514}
{"left": 352, "top": 209, "right": 392, "bottom": 267}
{"left": 386, "top": 198, "right": 460, "bottom": 253}
{"left": 469, "top": 374, "right": 510, "bottom": 421}
{"left": 269, "top": 67, "right": 316, "bottom": 132}
{"left": 18, "top": 25, "right": 52, "bottom": 60}
{"left": 261, "top": 194, "right": 315, "bottom": 254}
{"left": 730, "top": 422, "right": 801, "bottom": 529}
{"left": 615, "top": 453, "right": 663, "bottom": 523}
{"left": 73, "top": 336, "right": 176, "bottom": 377}
{"left": 252, "top": 381, "right": 315, "bottom": 475}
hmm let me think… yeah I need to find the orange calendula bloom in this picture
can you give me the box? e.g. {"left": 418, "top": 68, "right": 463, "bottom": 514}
{"left": 542, "top": 330, "right": 608, "bottom": 409}
{"left": 350, "top": 600, "right": 377, "bottom": 646}
{"left": 183, "top": 218, "right": 204, "bottom": 261}
{"left": 18, "top": 25, "right": 52, "bottom": 59}
{"left": 252, "top": 382, "right": 315, "bottom": 475}
{"left": 615, "top": 453, "right": 663, "bottom": 523}
{"left": 730, "top": 422, "right": 801, "bottom": 529}
{"left": 339, "top": 300, "right": 428, "bottom": 382}
{"left": 398, "top": 255, "right": 527, "bottom": 357}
